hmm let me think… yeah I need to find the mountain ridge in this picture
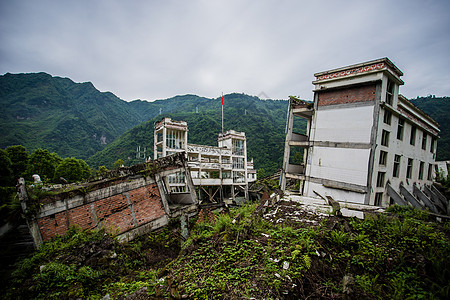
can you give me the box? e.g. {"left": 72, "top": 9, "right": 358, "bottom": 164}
{"left": 1, "top": 72, "right": 448, "bottom": 174}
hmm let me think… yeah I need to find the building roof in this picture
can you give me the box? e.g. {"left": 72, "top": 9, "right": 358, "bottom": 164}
{"left": 313, "top": 57, "right": 404, "bottom": 84}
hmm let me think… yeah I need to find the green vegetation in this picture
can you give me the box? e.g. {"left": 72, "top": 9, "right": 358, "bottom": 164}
{"left": 3, "top": 203, "right": 449, "bottom": 299}
{"left": 411, "top": 96, "right": 450, "bottom": 160}
{"left": 88, "top": 93, "right": 302, "bottom": 175}
{"left": 2, "top": 73, "right": 448, "bottom": 175}
{"left": 0, "top": 145, "right": 93, "bottom": 225}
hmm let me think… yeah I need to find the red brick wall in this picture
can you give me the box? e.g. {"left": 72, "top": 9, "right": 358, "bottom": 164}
{"left": 36, "top": 182, "right": 165, "bottom": 241}
{"left": 317, "top": 84, "right": 376, "bottom": 106}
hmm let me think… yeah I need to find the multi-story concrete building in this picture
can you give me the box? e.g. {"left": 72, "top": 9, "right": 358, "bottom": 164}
{"left": 282, "top": 58, "right": 441, "bottom": 208}
{"left": 154, "top": 118, "right": 251, "bottom": 203}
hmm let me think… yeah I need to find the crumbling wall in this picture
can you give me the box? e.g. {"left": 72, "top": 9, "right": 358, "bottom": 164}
{"left": 19, "top": 152, "right": 198, "bottom": 247}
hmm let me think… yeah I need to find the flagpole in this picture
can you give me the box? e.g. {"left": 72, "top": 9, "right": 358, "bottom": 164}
{"left": 221, "top": 92, "right": 224, "bottom": 134}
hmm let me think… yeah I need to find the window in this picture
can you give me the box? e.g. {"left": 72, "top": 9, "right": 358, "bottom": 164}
{"left": 422, "top": 131, "right": 427, "bottom": 150}
{"left": 406, "top": 158, "right": 413, "bottom": 179}
{"left": 381, "top": 130, "right": 390, "bottom": 147}
{"left": 375, "top": 192, "right": 383, "bottom": 206}
{"left": 419, "top": 161, "right": 424, "bottom": 180}
{"left": 383, "top": 110, "right": 392, "bottom": 125}
{"left": 410, "top": 125, "right": 416, "bottom": 145}
{"left": 427, "top": 164, "right": 433, "bottom": 180}
{"left": 431, "top": 137, "right": 436, "bottom": 153}
{"left": 386, "top": 80, "right": 394, "bottom": 105}
{"left": 232, "top": 139, "right": 244, "bottom": 156}
{"left": 233, "top": 157, "right": 244, "bottom": 169}
{"left": 397, "top": 118, "right": 404, "bottom": 140}
{"left": 376, "top": 172, "right": 386, "bottom": 187}
{"left": 379, "top": 150, "right": 388, "bottom": 166}
{"left": 393, "top": 155, "right": 401, "bottom": 177}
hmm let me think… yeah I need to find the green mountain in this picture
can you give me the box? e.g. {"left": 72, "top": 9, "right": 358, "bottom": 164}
{"left": 411, "top": 96, "right": 450, "bottom": 161}
{"left": 1, "top": 73, "right": 448, "bottom": 175}
{"left": 0, "top": 72, "right": 150, "bottom": 159}
{"left": 88, "top": 94, "right": 295, "bottom": 175}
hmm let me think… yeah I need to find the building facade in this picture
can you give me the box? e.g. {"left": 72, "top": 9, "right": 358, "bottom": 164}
{"left": 282, "top": 58, "right": 440, "bottom": 207}
{"left": 154, "top": 118, "right": 253, "bottom": 203}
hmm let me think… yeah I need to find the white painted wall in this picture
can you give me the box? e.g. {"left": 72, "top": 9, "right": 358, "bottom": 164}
{"left": 307, "top": 146, "right": 370, "bottom": 186}
{"left": 313, "top": 105, "right": 374, "bottom": 143}
{"left": 305, "top": 182, "right": 366, "bottom": 204}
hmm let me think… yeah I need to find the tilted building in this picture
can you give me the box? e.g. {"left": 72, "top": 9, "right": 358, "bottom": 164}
{"left": 154, "top": 118, "right": 253, "bottom": 203}
{"left": 282, "top": 58, "right": 443, "bottom": 210}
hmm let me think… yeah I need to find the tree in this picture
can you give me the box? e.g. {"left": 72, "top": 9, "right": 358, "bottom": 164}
{"left": 0, "top": 149, "right": 13, "bottom": 186}
{"left": 27, "top": 149, "right": 62, "bottom": 182}
{"left": 54, "top": 158, "right": 91, "bottom": 183}
{"left": 6, "top": 145, "right": 28, "bottom": 180}
{"left": 78, "top": 159, "right": 92, "bottom": 180}
{"left": 96, "top": 165, "right": 109, "bottom": 177}
{"left": 114, "top": 159, "right": 124, "bottom": 169}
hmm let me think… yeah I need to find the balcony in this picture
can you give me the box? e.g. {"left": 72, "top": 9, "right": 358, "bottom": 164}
{"left": 289, "top": 132, "right": 310, "bottom": 147}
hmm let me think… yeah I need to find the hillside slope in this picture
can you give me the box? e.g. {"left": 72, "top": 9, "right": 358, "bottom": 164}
{"left": 411, "top": 96, "right": 450, "bottom": 161}
{"left": 88, "top": 94, "right": 294, "bottom": 174}
{"left": 0, "top": 72, "right": 148, "bottom": 159}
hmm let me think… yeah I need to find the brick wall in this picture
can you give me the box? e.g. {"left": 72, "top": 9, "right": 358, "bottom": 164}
{"left": 36, "top": 181, "right": 165, "bottom": 242}
{"left": 317, "top": 84, "right": 376, "bottom": 106}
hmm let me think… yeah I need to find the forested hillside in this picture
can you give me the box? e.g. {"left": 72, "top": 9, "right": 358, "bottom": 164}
{"left": 411, "top": 96, "right": 450, "bottom": 161}
{"left": 88, "top": 94, "right": 295, "bottom": 175}
{"left": 0, "top": 73, "right": 148, "bottom": 159}
{"left": 1, "top": 73, "right": 448, "bottom": 175}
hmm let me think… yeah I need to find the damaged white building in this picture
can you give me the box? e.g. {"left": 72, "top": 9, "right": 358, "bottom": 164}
{"left": 154, "top": 118, "right": 256, "bottom": 204}
{"left": 282, "top": 58, "right": 445, "bottom": 211}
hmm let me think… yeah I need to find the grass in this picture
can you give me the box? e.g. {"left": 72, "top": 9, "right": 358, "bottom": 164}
{"left": 2, "top": 204, "right": 450, "bottom": 299}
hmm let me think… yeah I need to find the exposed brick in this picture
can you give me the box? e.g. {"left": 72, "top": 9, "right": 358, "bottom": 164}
{"left": 318, "top": 84, "right": 376, "bottom": 106}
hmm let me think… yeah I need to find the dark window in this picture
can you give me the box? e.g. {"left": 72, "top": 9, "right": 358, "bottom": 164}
{"left": 431, "top": 137, "right": 436, "bottom": 153}
{"left": 422, "top": 131, "right": 427, "bottom": 150}
{"left": 376, "top": 172, "right": 386, "bottom": 187}
{"left": 383, "top": 110, "right": 392, "bottom": 125}
{"left": 379, "top": 150, "right": 388, "bottom": 166}
{"left": 393, "top": 155, "right": 401, "bottom": 177}
{"left": 406, "top": 158, "right": 413, "bottom": 179}
{"left": 427, "top": 164, "right": 433, "bottom": 180}
{"left": 419, "top": 161, "right": 424, "bottom": 180}
{"left": 410, "top": 125, "right": 416, "bottom": 145}
{"left": 386, "top": 80, "right": 394, "bottom": 105}
{"left": 381, "top": 130, "right": 390, "bottom": 147}
{"left": 397, "top": 118, "right": 404, "bottom": 140}
{"left": 375, "top": 192, "right": 383, "bottom": 206}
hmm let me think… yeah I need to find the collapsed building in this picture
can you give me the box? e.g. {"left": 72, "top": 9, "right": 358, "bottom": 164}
{"left": 281, "top": 58, "right": 448, "bottom": 214}
{"left": 18, "top": 152, "right": 198, "bottom": 247}
{"left": 154, "top": 118, "right": 256, "bottom": 204}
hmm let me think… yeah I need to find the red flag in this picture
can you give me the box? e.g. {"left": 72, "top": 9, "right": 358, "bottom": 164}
{"left": 222, "top": 94, "right": 223, "bottom": 105}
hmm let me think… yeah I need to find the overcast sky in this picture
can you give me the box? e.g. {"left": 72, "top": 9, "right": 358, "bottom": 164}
{"left": 1, "top": 0, "right": 449, "bottom": 102}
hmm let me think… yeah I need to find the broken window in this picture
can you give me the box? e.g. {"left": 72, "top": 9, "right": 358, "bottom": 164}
{"left": 431, "top": 137, "right": 436, "bottom": 153}
{"left": 393, "top": 155, "right": 401, "bottom": 178}
{"left": 427, "top": 163, "right": 433, "bottom": 180}
{"left": 376, "top": 172, "right": 385, "bottom": 187}
{"left": 375, "top": 192, "right": 383, "bottom": 206}
{"left": 381, "top": 130, "right": 390, "bottom": 147}
{"left": 397, "top": 118, "right": 404, "bottom": 140}
{"left": 410, "top": 125, "right": 416, "bottom": 146}
{"left": 406, "top": 158, "right": 413, "bottom": 179}
{"left": 422, "top": 131, "right": 427, "bottom": 150}
{"left": 232, "top": 139, "right": 244, "bottom": 156}
{"left": 379, "top": 150, "right": 388, "bottom": 166}
{"left": 386, "top": 79, "right": 394, "bottom": 105}
{"left": 383, "top": 110, "right": 392, "bottom": 125}
{"left": 419, "top": 161, "right": 425, "bottom": 180}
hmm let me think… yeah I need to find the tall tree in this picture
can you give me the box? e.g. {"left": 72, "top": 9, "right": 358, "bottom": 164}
{"left": 6, "top": 145, "right": 28, "bottom": 180}
{"left": 27, "top": 149, "right": 62, "bottom": 182}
